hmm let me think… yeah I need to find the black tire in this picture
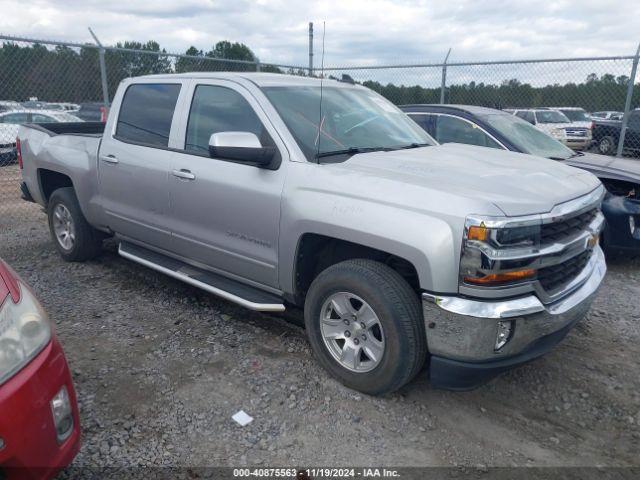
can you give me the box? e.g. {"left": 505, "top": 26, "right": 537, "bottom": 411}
{"left": 47, "top": 187, "right": 102, "bottom": 262}
{"left": 598, "top": 135, "right": 616, "bottom": 155}
{"left": 304, "top": 259, "right": 427, "bottom": 395}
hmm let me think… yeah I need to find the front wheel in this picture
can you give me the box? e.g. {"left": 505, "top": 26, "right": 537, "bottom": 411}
{"left": 304, "top": 259, "right": 426, "bottom": 395}
{"left": 598, "top": 135, "right": 617, "bottom": 155}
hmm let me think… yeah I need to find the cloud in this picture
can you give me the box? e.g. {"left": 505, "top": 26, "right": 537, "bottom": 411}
{"left": 0, "top": 0, "right": 638, "bottom": 70}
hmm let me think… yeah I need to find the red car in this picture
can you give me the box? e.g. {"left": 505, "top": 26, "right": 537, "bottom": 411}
{"left": 0, "top": 259, "right": 80, "bottom": 479}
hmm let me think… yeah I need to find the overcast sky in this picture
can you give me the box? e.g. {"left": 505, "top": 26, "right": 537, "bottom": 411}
{"left": 1, "top": 0, "right": 639, "bottom": 68}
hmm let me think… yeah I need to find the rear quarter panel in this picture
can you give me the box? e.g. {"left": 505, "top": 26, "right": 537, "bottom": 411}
{"left": 19, "top": 125, "right": 103, "bottom": 225}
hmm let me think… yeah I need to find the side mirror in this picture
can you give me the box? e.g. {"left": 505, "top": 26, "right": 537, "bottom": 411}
{"left": 208, "top": 132, "right": 276, "bottom": 168}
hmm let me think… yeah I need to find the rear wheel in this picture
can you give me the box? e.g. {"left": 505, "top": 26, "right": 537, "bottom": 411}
{"left": 47, "top": 187, "right": 103, "bottom": 262}
{"left": 304, "top": 259, "right": 426, "bottom": 395}
{"left": 598, "top": 135, "right": 616, "bottom": 155}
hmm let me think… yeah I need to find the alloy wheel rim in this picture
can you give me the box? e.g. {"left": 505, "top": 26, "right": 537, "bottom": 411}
{"left": 52, "top": 204, "right": 75, "bottom": 250}
{"left": 320, "top": 292, "right": 385, "bottom": 373}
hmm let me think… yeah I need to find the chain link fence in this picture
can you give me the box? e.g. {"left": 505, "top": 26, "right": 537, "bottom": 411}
{"left": 0, "top": 35, "right": 307, "bottom": 228}
{"left": 1, "top": 34, "right": 639, "bottom": 227}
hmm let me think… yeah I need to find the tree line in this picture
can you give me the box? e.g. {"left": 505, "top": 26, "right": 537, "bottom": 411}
{"left": 0, "top": 39, "right": 636, "bottom": 112}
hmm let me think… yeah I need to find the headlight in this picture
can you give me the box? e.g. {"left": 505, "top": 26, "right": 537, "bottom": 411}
{"left": 551, "top": 128, "right": 565, "bottom": 138}
{"left": 0, "top": 282, "right": 51, "bottom": 385}
{"left": 461, "top": 221, "right": 540, "bottom": 287}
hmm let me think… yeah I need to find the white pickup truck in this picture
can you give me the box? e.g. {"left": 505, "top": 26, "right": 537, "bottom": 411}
{"left": 18, "top": 73, "right": 606, "bottom": 394}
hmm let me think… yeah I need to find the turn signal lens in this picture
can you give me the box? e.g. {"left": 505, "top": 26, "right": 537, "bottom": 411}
{"left": 51, "top": 386, "right": 74, "bottom": 442}
{"left": 464, "top": 269, "right": 536, "bottom": 286}
{"left": 467, "top": 225, "right": 488, "bottom": 241}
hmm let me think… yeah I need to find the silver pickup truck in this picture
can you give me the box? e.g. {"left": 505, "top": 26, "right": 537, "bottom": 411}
{"left": 18, "top": 73, "right": 606, "bottom": 394}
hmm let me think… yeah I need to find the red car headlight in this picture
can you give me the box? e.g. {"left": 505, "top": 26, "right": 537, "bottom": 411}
{"left": 0, "top": 281, "right": 52, "bottom": 385}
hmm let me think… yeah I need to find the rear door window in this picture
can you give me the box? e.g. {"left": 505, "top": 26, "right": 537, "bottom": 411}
{"left": 1, "top": 113, "right": 29, "bottom": 124}
{"left": 116, "top": 83, "right": 181, "bottom": 148}
{"left": 408, "top": 114, "right": 436, "bottom": 136}
{"left": 32, "top": 114, "right": 55, "bottom": 123}
{"left": 435, "top": 115, "right": 502, "bottom": 149}
{"left": 516, "top": 111, "right": 535, "bottom": 124}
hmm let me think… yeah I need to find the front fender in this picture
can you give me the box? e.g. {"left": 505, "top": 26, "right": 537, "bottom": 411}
{"left": 278, "top": 187, "right": 462, "bottom": 296}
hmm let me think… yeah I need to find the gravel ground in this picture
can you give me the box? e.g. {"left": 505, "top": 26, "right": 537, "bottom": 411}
{"left": 1, "top": 196, "right": 639, "bottom": 476}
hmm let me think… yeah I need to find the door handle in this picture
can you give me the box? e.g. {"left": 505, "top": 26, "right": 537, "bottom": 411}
{"left": 172, "top": 169, "right": 196, "bottom": 180}
{"left": 100, "top": 154, "right": 118, "bottom": 164}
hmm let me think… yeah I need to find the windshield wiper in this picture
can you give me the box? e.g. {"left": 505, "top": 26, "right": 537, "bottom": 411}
{"left": 396, "top": 142, "right": 432, "bottom": 150}
{"left": 315, "top": 146, "right": 392, "bottom": 159}
{"left": 548, "top": 151, "right": 584, "bottom": 161}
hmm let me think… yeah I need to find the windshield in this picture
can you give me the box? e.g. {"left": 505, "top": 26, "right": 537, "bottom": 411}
{"left": 559, "top": 109, "right": 589, "bottom": 122}
{"left": 262, "top": 86, "right": 436, "bottom": 161}
{"left": 536, "top": 110, "right": 570, "bottom": 124}
{"left": 481, "top": 113, "right": 575, "bottom": 160}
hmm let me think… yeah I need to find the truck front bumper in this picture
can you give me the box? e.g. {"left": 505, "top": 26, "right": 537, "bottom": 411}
{"left": 422, "top": 246, "right": 606, "bottom": 390}
{"left": 561, "top": 136, "right": 592, "bottom": 150}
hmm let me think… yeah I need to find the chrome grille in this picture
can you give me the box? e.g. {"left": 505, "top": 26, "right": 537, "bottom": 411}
{"left": 541, "top": 208, "right": 598, "bottom": 244}
{"left": 538, "top": 249, "right": 591, "bottom": 292}
{"left": 565, "top": 128, "right": 588, "bottom": 137}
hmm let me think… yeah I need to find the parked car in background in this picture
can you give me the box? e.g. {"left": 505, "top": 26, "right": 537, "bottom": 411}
{"left": 591, "top": 111, "right": 623, "bottom": 121}
{"left": 0, "top": 101, "right": 21, "bottom": 113}
{"left": 546, "top": 107, "right": 593, "bottom": 140}
{"left": 546, "top": 107, "right": 592, "bottom": 125}
{"left": 21, "top": 100, "right": 50, "bottom": 110}
{"left": 0, "top": 110, "right": 83, "bottom": 165}
{"left": 18, "top": 73, "right": 606, "bottom": 393}
{"left": 0, "top": 258, "right": 81, "bottom": 479}
{"left": 44, "top": 103, "right": 80, "bottom": 113}
{"left": 75, "top": 102, "right": 107, "bottom": 122}
{"left": 592, "top": 109, "right": 640, "bottom": 156}
{"left": 509, "top": 108, "right": 592, "bottom": 150}
{"left": 402, "top": 104, "right": 640, "bottom": 253}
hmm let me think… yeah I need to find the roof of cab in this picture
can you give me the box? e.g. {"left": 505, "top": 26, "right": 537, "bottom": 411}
{"left": 400, "top": 104, "right": 507, "bottom": 116}
{"left": 133, "top": 72, "right": 359, "bottom": 88}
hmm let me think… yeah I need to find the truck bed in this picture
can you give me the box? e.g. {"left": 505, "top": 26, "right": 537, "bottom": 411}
{"left": 18, "top": 122, "right": 103, "bottom": 213}
{"left": 24, "top": 122, "right": 105, "bottom": 137}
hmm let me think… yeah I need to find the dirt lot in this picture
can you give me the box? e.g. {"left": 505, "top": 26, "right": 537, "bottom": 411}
{"left": 1, "top": 166, "right": 639, "bottom": 476}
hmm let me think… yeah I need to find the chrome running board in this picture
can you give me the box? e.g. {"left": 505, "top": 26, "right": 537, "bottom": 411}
{"left": 118, "top": 241, "right": 285, "bottom": 312}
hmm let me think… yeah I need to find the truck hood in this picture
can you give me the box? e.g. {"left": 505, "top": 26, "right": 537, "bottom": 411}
{"left": 334, "top": 143, "right": 601, "bottom": 217}
{"left": 536, "top": 123, "right": 570, "bottom": 134}
{"left": 564, "top": 152, "right": 640, "bottom": 184}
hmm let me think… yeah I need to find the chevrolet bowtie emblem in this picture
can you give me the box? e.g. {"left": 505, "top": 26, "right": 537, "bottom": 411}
{"left": 587, "top": 234, "right": 599, "bottom": 249}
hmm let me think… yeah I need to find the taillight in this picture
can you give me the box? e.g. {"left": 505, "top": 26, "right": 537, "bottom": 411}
{"left": 100, "top": 106, "right": 107, "bottom": 123}
{"left": 16, "top": 137, "right": 23, "bottom": 170}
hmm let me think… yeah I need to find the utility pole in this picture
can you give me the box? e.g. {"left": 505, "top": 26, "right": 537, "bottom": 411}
{"left": 308, "top": 22, "right": 314, "bottom": 76}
